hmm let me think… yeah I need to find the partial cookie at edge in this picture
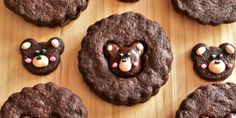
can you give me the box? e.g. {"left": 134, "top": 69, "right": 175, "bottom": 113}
{"left": 0, "top": 82, "right": 88, "bottom": 118}
{"left": 4, "top": 0, "right": 89, "bottom": 27}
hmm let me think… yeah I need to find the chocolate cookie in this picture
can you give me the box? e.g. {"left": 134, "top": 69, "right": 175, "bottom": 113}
{"left": 171, "top": 0, "right": 236, "bottom": 25}
{"left": 0, "top": 82, "right": 88, "bottom": 118}
{"left": 119, "top": 0, "right": 140, "bottom": 2}
{"left": 191, "top": 43, "right": 236, "bottom": 81}
{"left": 176, "top": 82, "right": 236, "bottom": 118}
{"left": 20, "top": 37, "right": 64, "bottom": 75}
{"left": 78, "top": 12, "right": 173, "bottom": 105}
{"left": 4, "top": 0, "right": 89, "bottom": 27}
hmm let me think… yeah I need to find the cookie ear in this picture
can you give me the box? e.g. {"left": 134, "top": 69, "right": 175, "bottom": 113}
{"left": 132, "top": 42, "right": 144, "bottom": 54}
{"left": 21, "top": 41, "right": 31, "bottom": 50}
{"left": 105, "top": 43, "right": 119, "bottom": 58}
{"left": 20, "top": 39, "right": 35, "bottom": 50}
{"left": 49, "top": 37, "right": 64, "bottom": 54}
{"left": 192, "top": 43, "right": 207, "bottom": 56}
{"left": 220, "top": 43, "right": 235, "bottom": 55}
{"left": 20, "top": 38, "right": 38, "bottom": 55}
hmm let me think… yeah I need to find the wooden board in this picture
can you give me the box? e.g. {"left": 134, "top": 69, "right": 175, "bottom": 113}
{"left": 1, "top": 0, "right": 236, "bottom": 118}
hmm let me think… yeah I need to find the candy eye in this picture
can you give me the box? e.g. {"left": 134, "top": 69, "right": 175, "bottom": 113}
{"left": 127, "top": 52, "right": 131, "bottom": 57}
{"left": 34, "top": 50, "right": 40, "bottom": 55}
{"left": 42, "top": 49, "right": 47, "bottom": 54}
{"left": 119, "top": 53, "right": 124, "bottom": 57}
{"left": 211, "top": 54, "right": 217, "bottom": 59}
{"left": 218, "top": 54, "right": 223, "bottom": 58}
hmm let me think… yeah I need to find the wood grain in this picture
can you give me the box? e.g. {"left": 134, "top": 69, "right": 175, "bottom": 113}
{"left": 1, "top": 0, "right": 236, "bottom": 118}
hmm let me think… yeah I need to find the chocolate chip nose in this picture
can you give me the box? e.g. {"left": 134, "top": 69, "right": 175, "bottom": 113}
{"left": 122, "top": 59, "right": 127, "bottom": 62}
{"left": 215, "top": 60, "right": 221, "bottom": 64}
{"left": 36, "top": 56, "right": 42, "bottom": 60}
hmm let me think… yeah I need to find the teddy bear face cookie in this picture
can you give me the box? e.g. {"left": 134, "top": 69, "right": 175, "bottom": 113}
{"left": 104, "top": 42, "right": 144, "bottom": 77}
{"left": 20, "top": 37, "right": 64, "bottom": 75}
{"left": 191, "top": 43, "right": 236, "bottom": 81}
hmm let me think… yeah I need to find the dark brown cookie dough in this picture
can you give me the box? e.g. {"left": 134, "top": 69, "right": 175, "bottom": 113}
{"left": 171, "top": 0, "right": 236, "bottom": 25}
{"left": 78, "top": 12, "right": 173, "bottom": 106}
{"left": 119, "top": 0, "right": 140, "bottom": 2}
{"left": 0, "top": 82, "right": 88, "bottom": 118}
{"left": 4, "top": 0, "right": 89, "bottom": 27}
{"left": 176, "top": 82, "right": 236, "bottom": 118}
{"left": 20, "top": 37, "right": 64, "bottom": 75}
{"left": 191, "top": 43, "right": 236, "bottom": 81}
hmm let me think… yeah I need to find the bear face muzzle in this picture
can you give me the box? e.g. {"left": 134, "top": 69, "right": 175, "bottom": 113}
{"left": 119, "top": 58, "right": 132, "bottom": 72}
{"left": 32, "top": 55, "right": 49, "bottom": 68}
{"left": 208, "top": 59, "right": 226, "bottom": 74}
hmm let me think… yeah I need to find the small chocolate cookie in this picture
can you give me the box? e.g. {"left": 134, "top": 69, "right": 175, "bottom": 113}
{"left": 78, "top": 12, "right": 173, "bottom": 105}
{"left": 171, "top": 0, "right": 236, "bottom": 25}
{"left": 0, "top": 82, "right": 88, "bottom": 118}
{"left": 4, "top": 0, "right": 89, "bottom": 27}
{"left": 119, "top": 0, "right": 140, "bottom": 2}
{"left": 191, "top": 43, "right": 236, "bottom": 81}
{"left": 20, "top": 37, "right": 64, "bottom": 75}
{"left": 176, "top": 82, "right": 236, "bottom": 118}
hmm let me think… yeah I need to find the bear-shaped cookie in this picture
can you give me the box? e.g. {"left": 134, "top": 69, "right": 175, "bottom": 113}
{"left": 191, "top": 43, "right": 236, "bottom": 81}
{"left": 20, "top": 37, "right": 64, "bottom": 75}
{"left": 104, "top": 42, "right": 144, "bottom": 78}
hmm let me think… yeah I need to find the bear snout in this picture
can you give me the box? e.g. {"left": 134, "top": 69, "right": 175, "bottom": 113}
{"left": 121, "top": 58, "right": 128, "bottom": 62}
{"left": 119, "top": 58, "right": 132, "bottom": 72}
{"left": 32, "top": 55, "right": 49, "bottom": 68}
{"left": 208, "top": 60, "right": 226, "bottom": 74}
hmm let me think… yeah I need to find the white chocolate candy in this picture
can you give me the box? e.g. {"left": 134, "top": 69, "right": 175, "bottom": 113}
{"left": 208, "top": 60, "right": 226, "bottom": 74}
{"left": 119, "top": 58, "right": 132, "bottom": 72}
{"left": 107, "top": 45, "right": 113, "bottom": 51}
{"left": 137, "top": 43, "right": 144, "bottom": 51}
{"left": 21, "top": 42, "right": 31, "bottom": 50}
{"left": 225, "top": 45, "right": 235, "bottom": 54}
{"left": 51, "top": 39, "right": 60, "bottom": 48}
{"left": 32, "top": 55, "right": 49, "bottom": 68}
{"left": 196, "top": 47, "right": 206, "bottom": 56}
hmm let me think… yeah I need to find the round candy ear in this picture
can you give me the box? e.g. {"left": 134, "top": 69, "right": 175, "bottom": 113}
{"left": 21, "top": 42, "right": 31, "bottom": 50}
{"left": 48, "top": 37, "right": 64, "bottom": 54}
{"left": 104, "top": 43, "right": 119, "bottom": 58}
{"left": 220, "top": 43, "right": 235, "bottom": 55}
{"left": 51, "top": 38, "right": 60, "bottom": 48}
{"left": 136, "top": 43, "right": 144, "bottom": 51}
{"left": 20, "top": 39, "right": 38, "bottom": 56}
{"left": 225, "top": 44, "right": 235, "bottom": 54}
{"left": 107, "top": 44, "right": 119, "bottom": 52}
{"left": 107, "top": 44, "right": 113, "bottom": 51}
{"left": 196, "top": 46, "right": 206, "bottom": 56}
